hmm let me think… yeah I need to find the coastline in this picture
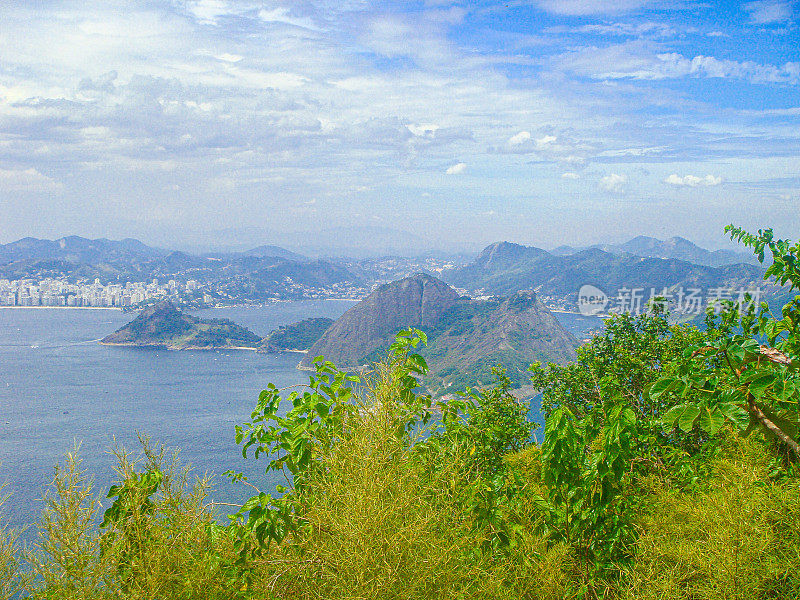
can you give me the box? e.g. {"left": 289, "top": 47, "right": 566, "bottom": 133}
{"left": 0, "top": 306, "right": 122, "bottom": 310}
{"left": 0, "top": 299, "right": 361, "bottom": 312}
{"left": 99, "top": 341, "right": 259, "bottom": 351}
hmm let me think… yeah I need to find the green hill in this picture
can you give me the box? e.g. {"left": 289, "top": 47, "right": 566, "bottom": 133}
{"left": 300, "top": 273, "right": 577, "bottom": 392}
{"left": 259, "top": 317, "right": 334, "bottom": 352}
{"left": 100, "top": 301, "right": 261, "bottom": 350}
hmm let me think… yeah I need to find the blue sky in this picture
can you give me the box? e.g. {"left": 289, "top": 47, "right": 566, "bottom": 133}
{"left": 0, "top": 0, "right": 798, "bottom": 252}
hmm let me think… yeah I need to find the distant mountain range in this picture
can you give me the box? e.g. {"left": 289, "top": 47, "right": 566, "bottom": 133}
{"left": 551, "top": 235, "right": 758, "bottom": 267}
{"left": 239, "top": 245, "right": 308, "bottom": 262}
{"left": 301, "top": 273, "right": 577, "bottom": 393}
{"left": 0, "top": 236, "right": 168, "bottom": 265}
{"left": 0, "top": 236, "right": 308, "bottom": 270}
{"left": 446, "top": 241, "right": 767, "bottom": 307}
{"left": 0, "top": 236, "right": 362, "bottom": 302}
{"left": 1, "top": 234, "right": 772, "bottom": 312}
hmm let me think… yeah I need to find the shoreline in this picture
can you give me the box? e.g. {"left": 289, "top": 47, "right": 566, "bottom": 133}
{"left": 0, "top": 306, "right": 122, "bottom": 310}
{"left": 99, "top": 341, "right": 260, "bottom": 351}
{"left": 1, "top": 299, "right": 361, "bottom": 312}
{"left": 99, "top": 341, "right": 312, "bottom": 354}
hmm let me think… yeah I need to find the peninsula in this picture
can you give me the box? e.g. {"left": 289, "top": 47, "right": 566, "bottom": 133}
{"left": 258, "top": 317, "right": 334, "bottom": 353}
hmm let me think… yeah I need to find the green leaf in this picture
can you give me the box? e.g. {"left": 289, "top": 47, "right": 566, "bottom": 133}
{"left": 749, "top": 373, "right": 776, "bottom": 398}
{"left": 649, "top": 377, "right": 677, "bottom": 400}
{"left": 678, "top": 405, "right": 700, "bottom": 432}
{"left": 697, "top": 408, "right": 724, "bottom": 435}
{"left": 662, "top": 403, "right": 689, "bottom": 429}
{"left": 718, "top": 402, "right": 750, "bottom": 430}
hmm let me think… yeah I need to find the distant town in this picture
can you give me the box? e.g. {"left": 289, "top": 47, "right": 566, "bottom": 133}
{"left": 0, "top": 276, "right": 371, "bottom": 309}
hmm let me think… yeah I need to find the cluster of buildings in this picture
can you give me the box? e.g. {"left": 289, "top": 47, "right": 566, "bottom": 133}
{"left": 0, "top": 278, "right": 209, "bottom": 308}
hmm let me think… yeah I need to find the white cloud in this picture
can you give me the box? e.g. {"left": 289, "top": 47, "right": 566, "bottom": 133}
{"left": 570, "top": 21, "right": 675, "bottom": 38}
{"left": 184, "top": 0, "right": 231, "bottom": 25}
{"left": 562, "top": 171, "right": 580, "bottom": 179}
{"left": 215, "top": 53, "right": 243, "bottom": 63}
{"left": 532, "top": 0, "right": 650, "bottom": 16}
{"left": 408, "top": 123, "right": 440, "bottom": 137}
{"left": 536, "top": 134, "right": 557, "bottom": 148}
{"left": 0, "top": 0, "right": 798, "bottom": 245}
{"left": 600, "top": 173, "right": 627, "bottom": 194}
{"left": 258, "top": 8, "right": 321, "bottom": 31}
{"left": 508, "top": 131, "right": 531, "bottom": 146}
{"left": 664, "top": 174, "right": 723, "bottom": 187}
{"left": 744, "top": 1, "right": 794, "bottom": 24}
{"left": 559, "top": 42, "right": 800, "bottom": 85}
{"left": 0, "top": 167, "right": 62, "bottom": 192}
{"left": 446, "top": 162, "right": 467, "bottom": 175}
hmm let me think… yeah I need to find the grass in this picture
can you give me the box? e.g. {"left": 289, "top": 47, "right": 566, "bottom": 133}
{"left": 2, "top": 375, "right": 800, "bottom": 599}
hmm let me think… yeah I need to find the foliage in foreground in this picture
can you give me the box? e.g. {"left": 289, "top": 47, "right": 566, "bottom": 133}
{"left": 1, "top": 224, "right": 799, "bottom": 599}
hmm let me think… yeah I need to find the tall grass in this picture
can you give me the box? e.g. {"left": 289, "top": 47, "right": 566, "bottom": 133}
{"left": 0, "top": 481, "right": 30, "bottom": 600}
{"left": 623, "top": 434, "right": 800, "bottom": 600}
{"left": 19, "top": 441, "right": 239, "bottom": 599}
{"left": 3, "top": 367, "right": 800, "bottom": 599}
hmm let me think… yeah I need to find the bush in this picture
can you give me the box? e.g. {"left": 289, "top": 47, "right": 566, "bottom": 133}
{"left": 623, "top": 434, "right": 800, "bottom": 600}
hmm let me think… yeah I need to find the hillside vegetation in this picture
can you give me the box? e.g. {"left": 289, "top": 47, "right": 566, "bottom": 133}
{"left": 446, "top": 240, "right": 767, "bottom": 302}
{"left": 100, "top": 301, "right": 262, "bottom": 349}
{"left": 301, "top": 273, "right": 577, "bottom": 392}
{"left": 2, "top": 225, "right": 800, "bottom": 599}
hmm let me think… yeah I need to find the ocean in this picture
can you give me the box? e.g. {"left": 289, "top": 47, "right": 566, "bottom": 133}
{"left": 0, "top": 303, "right": 602, "bottom": 531}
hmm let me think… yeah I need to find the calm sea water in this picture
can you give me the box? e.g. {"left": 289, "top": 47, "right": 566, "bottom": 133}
{"left": 0, "top": 301, "right": 356, "bottom": 531}
{"left": 0, "top": 304, "right": 601, "bottom": 531}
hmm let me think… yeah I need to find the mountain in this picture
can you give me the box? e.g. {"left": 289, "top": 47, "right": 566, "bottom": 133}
{"left": 448, "top": 242, "right": 549, "bottom": 291}
{"left": 300, "top": 273, "right": 577, "bottom": 393}
{"left": 617, "top": 236, "right": 758, "bottom": 267}
{"left": 242, "top": 245, "right": 308, "bottom": 262}
{"left": 259, "top": 317, "right": 334, "bottom": 352}
{"left": 100, "top": 301, "right": 261, "bottom": 350}
{"left": 420, "top": 290, "right": 577, "bottom": 393}
{"left": 550, "top": 236, "right": 757, "bottom": 267}
{"left": 447, "top": 242, "right": 766, "bottom": 305}
{"left": 0, "top": 236, "right": 171, "bottom": 282}
{"left": 300, "top": 273, "right": 461, "bottom": 369}
{"left": 0, "top": 236, "right": 364, "bottom": 302}
{"left": 0, "top": 236, "right": 167, "bottom": 265}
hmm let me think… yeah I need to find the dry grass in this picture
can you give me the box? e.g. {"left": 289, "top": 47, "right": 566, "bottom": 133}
{"left": 622, "top": 435, "right": 800, "bottom": 600}
{"left": 21, "top": 441, "right": 239, "bottom": 600}
{"left": 0, "top": 480, "right": 31, "bottom": 600}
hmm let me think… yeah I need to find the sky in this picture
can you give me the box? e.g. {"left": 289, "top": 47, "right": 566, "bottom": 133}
{"left": 0, "top": 0, "right": 798, "bottom": 253}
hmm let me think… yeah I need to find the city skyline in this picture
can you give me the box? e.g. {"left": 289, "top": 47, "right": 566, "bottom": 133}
{"left": 1, "top": 1, "right": 798, "bottom": 252}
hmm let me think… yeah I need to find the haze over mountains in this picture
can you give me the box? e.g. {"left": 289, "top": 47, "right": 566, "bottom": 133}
{"left": 0, "top": 234, "right": 774, "bottom": 312}
{"left": 0, "top": 236, "right": 364, "bottom": 303}
{"left": 11, "top": 232, "right": 776, "bottom": 395}
{"left": 551, "top": 235, "right": 759, "bottom": 267}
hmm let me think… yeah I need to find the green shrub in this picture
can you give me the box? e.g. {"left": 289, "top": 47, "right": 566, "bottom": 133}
{"left": 623, "top": 434, "right": 800, "bottom": 600}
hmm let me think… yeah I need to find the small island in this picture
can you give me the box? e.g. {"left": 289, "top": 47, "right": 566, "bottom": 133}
{"left": 100, "top": 301, "right": 262, "bottom": 350}
{"left": 258, "top": 317, "right": 334, "bottom": 353}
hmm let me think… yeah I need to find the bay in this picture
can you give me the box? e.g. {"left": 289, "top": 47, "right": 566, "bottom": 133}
{"left": 0, "top": 302, "right": 602, "bottom": 532}
{"left": 0, "top": 301, "right": 356, "bottom": 531}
